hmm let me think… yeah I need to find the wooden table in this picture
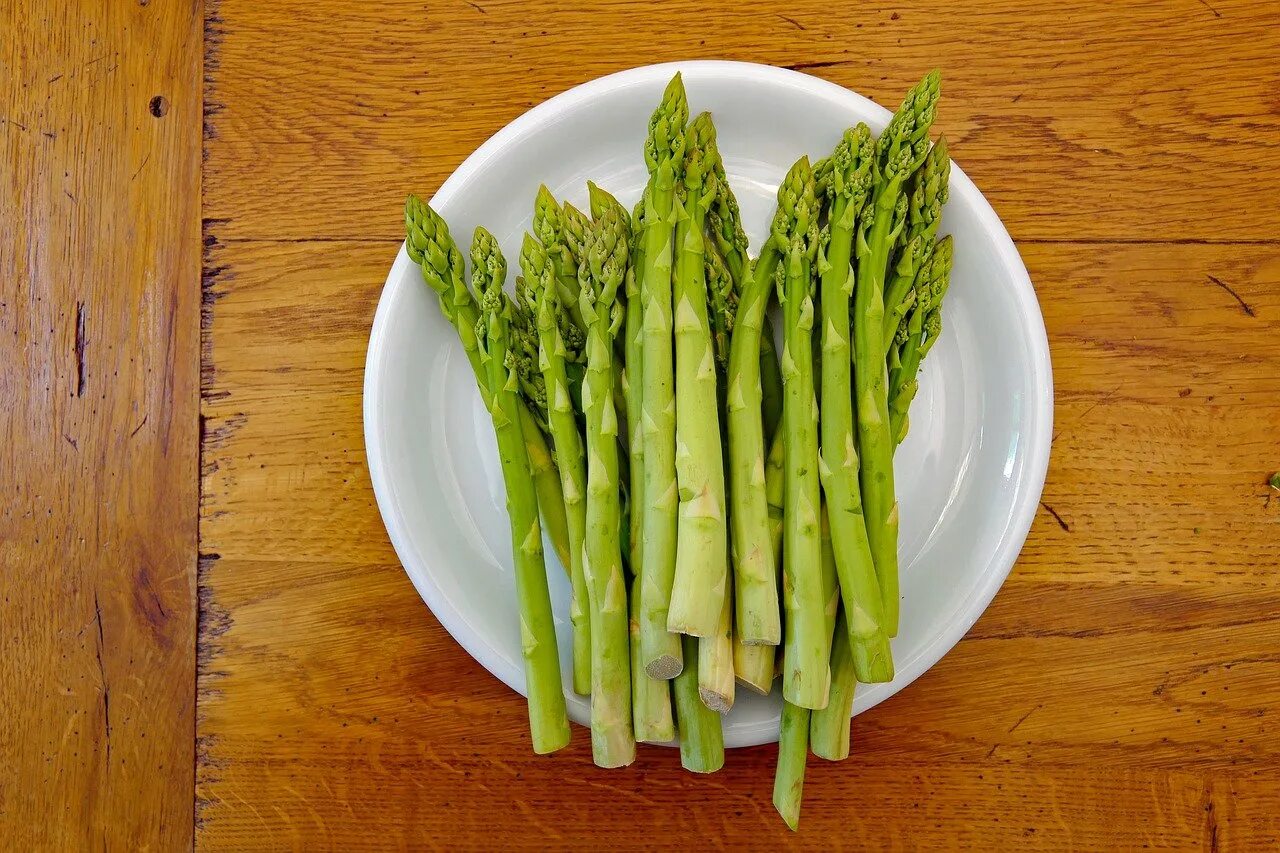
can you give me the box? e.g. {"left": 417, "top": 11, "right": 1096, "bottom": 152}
{"left": 5, "top": 0, "right": 1279, "bottom": 848}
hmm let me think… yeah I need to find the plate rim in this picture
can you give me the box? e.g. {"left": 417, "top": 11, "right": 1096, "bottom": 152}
{"left": 363, "top": 59, "right": 1054, "bottom": 747}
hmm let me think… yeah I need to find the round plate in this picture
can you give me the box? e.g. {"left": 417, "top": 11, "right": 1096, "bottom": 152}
{"left": 364, "top": 61, "right": 1052, "bottom": 748}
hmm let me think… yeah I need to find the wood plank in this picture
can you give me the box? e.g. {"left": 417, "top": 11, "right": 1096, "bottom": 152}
{"left": 196, "top": 236, "right": 1280, "bottom": 845}
{"left": 0, "top": 0, "right": 202, "bottom": 848}
{"left": 201, "top": 0, "right": 1280, "bottom": 243}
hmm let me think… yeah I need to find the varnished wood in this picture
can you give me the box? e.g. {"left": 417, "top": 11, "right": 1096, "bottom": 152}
{"left": 7, "top": 0, "right": 1280, "bottom": 846}
{"left": 0, "top": 0, "right": 202, "bottom": 848}
{"left": 196, "top": 235, "right": 1279, "bottom": 846}
{"left": 196, "top": 0, "right": 1280, "bottom": 846}
{"left": 202, "top": 0, "right": 1280, "bottom": 245}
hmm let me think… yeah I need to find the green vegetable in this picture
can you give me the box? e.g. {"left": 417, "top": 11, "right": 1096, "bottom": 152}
{"left": 534, "top": 186, "right": 589, "bottom": 335}
{"left": 673, "top": 634, "right": 725, "bottom": 772}
{"left": 883, "top": 136, "right": 950, "bottom": 340}
{"left": 809, "top": 608, "right": 856, "bottom": 760}
{"left": 853, "top": 70, "right": 941, "bottom": 637}
{"left": 725, "top": 162, "right": 813, "bottom": 649}
{"left": 577, "top": 205, "right": 637, "bottom": 768}
{"left": 522, "top": 236, "right": 592, "bottom": 697}
{"left": 637, "top": 73, "right": 689, "bottom": 679}
{"left": 772, "top": 699, "right": 810, "bottom": 830}
{"left": 405, "top": 195, "right": 573, "bottom": 573}
{"left": 888, "top": 236, "right": 954, "bottom": 444}
{"left": 776, "top": 156, "right": 828, "bottom": 710}
{"left": 630, "top": 573, "right": 675, "bottom": 742}
{"left": 472, "top": 226, "right": 571, "bottom": 755}
{"left": 817, "top": 124, "right": 894, "bottom": 684}
{"left": 667, "top": 114, "right": 730, "bottom": 640}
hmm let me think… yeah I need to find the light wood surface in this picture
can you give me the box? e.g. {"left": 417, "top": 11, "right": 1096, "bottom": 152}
{"left": 0, "top": 0, "right": 201, "bottom": 848}
{"left": 7, "top": 0, "right": 1280, "bottom": 847}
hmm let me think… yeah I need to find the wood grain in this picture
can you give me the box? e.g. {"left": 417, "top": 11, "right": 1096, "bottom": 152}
{"left": 0, "top": 0, "right": 201, "bottom": 848}
{"left": 196, "top": 235, "right": 1280, "bottom": 847}
{"left": 202, "top": 0, "right": 1280, "bottom": 244}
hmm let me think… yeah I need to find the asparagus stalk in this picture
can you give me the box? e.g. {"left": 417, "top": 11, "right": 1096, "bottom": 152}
{"left": 759, "top": 318, "right": 784, "bottom": 443}
{"left": 817, "top": 124, "right": 895, "bottom": 684}
{"left": 698, "top": 569, "right": 735, "bottom": 711}
{"left": 623, "top": 193, "right": 648, "bottom": 574}
{"left": 883, "top": 137, "right": 950, "bottom": 340}
{"left": 673, "top": 634, "right": 725, "bottom": 773}
{"left": 637, "top": 73, "right": 689, "bottom": 678}
{"left": 405, "top": 196, "right": 573, "bottom": 571}
{"left": 776, "top": 157, "right": 828, "bottom": 710}
{"left": 725, "top": 163, "right": 812, "bottom": 649}
{"left": 471, "top": 226, "right": 571, "bottom": 755}
{"left": 889, "top": 236, "right": 954, "bottom": 444}
{"left": 534, "top": 186, "right": 589, "bottom": 335}
{"left": 853, "top": 70, "right": 941, "bottom": 636}
{"left": 772, "top": 699, "right": 810, "bottom": 831}
{"left": 819, "top": 507, "right": 840, "bottom": 646}
{"left": 630, "top": 573, "right": 675, "bottom": 742}
{"left": 809, "top": 607, "right": 856, "bottom": 760}
{"left": 734, "top": 635, "right": 775, "bottom": 695}
{"left": 667, "top": 114, "right": 729, "bottom": 639}
{"left": 577, "top": 205, "right": 636, "bottom": 768}
{"left": 616, "top": 187, "right": 678, "bottom": 743}
{"left": 522, "top": 237, "right": 592, "bottom": 697}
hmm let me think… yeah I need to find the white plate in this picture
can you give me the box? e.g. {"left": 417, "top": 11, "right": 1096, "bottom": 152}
{"left": 364, "top": 61, "right": 1052, "bottom": 748}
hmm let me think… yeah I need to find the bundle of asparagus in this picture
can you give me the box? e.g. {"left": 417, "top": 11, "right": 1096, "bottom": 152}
{"left": 404, "top": 68, "right": 954, "bottom": 829}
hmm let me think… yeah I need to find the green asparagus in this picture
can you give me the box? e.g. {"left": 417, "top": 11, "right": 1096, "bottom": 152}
{"left": 853, "top": 70, "right": 941, "bottom": 636}
{"left": 809, "top": 608, "right": 856, "bottom": 760}
{"left": 637, "top": 73, "right": 689, "bottom": 679}
{"left": 472, "top": 226, "right": 571, "bottom": 755}
{"left": 534, "top": 186, "right": 589, "bottom": 335}
{"left": 578, "top": 205, "right": 636, "bottom": 768}
{"left": 522, "top": 236, "right": 592, "bottom": 697}
{"left": 817, "top": 125, "right": 894, "bottom": 684}
{"left": 667, "top": 113, "right": 730, "bottom": 639}
{"left": 725, "top": 162, "right": 811, "bottom": 649}
{"left": 630, "top": 572, "right": 675, "bottom": 742}
{"left": 772, "top": 699, "right": 810, "bottom": 830}
{"left": 884, "top": 136, "right": 950, "bottom": 340}
{"left": 405, "top": 196, "right": 573, "bottom": 572}
{"left": 777, "top": 157, "right": 828, "bottom": 710}
{"left": 673, "top": 634, "right": 725, "bottom": 772}
{"left": 889, "top": 236, "right": 954, "bottom": 444}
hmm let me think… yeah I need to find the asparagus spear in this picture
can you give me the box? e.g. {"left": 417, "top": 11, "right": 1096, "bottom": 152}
{"left": 805, "top": 507, "right": 855, "bottom": 758}
{"left": 698, "top": 569, "right": 735, "bottom": 711}
{"left": 522, "top": 237, "right": 592, "bottom": 697}
{"left": 624, "top": 193, "right": 648, "bottom": 576}
{"left": 853, "top": 70, "right": 941, "bottom": 636}
{"left": 705, "top": 238, "right": 737, "bottom": 376}
{"left": 471, "top": 226, "right": 571, "bottom": 755}
{"left": 759, "top": 318, "right": 784, "bottom": 444}
{"left": 776, "top": 157, "right": 829, "bottom": 710}
{"left": 630, "top": 573, "right": 675, "bottom": 742}
{"left": 809, "top": 607, "right": 856, "bottom": 760}
{"left": 889, "top": 236, "right": 954, "bottom": 444}
{"left": 667, "top": 113, "right": 730, "bottom": 639}
{"left": 725, "top": 163, "right": 813, "bottom": 649}
{"left": 405, "top": 196, "right": 573, "bottom": 571}
{"left": 673, "top": 634, "right": 725, "bottom": 772}
{"left": 534, "top": 186, "right": 590, "bottom": 335}
{"left": 884, "top": 137, "right": 950, "bottom": 339}
{"left": 602, "top": 183, "right": 678, "bottom": 743}
{"left": 817, "top": 124, "right": 895, "bottom": 684}
{"left": 577, "top": 205, "right": 636, "bottom": 768}
{"left": 637, "top": 73, "right": 689, "bottom": 679}
{"left": 772, "top": 700, "right": 810, "bottom": 830}
{"left": 765, "top": 429, "right": 785, "bottom": 570}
